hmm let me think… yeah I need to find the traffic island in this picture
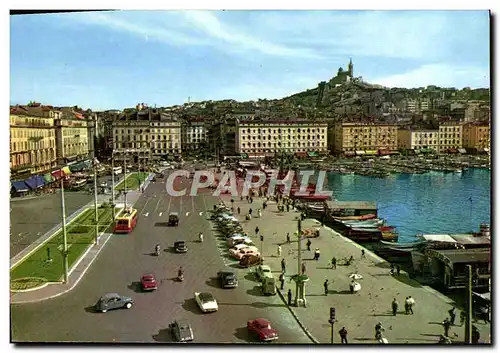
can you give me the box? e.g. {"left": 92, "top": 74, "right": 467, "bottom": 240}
{"left": 114, "top": 172, "right": 149, "bottom": 191}
{"left": 10, "top": 205, "right": 120, "bottom": 290}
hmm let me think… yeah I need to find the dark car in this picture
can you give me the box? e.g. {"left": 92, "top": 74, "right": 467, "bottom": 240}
{"left": 217, "top": 270, "right": 238, "bottom": 288}
{"left": 247, "top": 318, "right": 279, "bottom": 342}
{"left": 95, "top": 293, "right": 134, "bottom": 313}
{"left": 168, "top": 212, "right": 179, "bottom": 226}
{"left": 174, "top": 241, "right": 187, "bottom": 253}
{"left": 239, "top": 254, "right": 262, "bottom": 268}
{"left": 140, "top": 274, "right": 158, "bottom": 291}
{"left": 169, "top": 319, "right": 194, "bottom": 342}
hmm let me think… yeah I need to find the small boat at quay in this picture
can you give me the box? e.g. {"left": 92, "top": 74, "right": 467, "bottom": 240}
{"left": 331, "top": 214, "right": 377, "bottom": 221}
{"left": 341, "top": 219, "right": 385, "bottom": 227}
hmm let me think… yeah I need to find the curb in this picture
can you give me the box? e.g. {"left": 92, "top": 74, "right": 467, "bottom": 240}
{"left": 275, "top": 285, "right": 319, "bottom": 344}
{"left": 10, "top": 282, "right": 49, "bottom": 293}
{"left": 10, "top": 232, "right": 115, "bottom": 304}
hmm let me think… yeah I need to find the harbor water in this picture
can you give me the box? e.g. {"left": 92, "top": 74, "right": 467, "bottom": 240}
{"left": 327, "top": 169, "right": 491, "bottom": 243}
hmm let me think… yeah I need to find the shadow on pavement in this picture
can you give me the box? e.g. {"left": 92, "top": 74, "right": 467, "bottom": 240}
{"left": 246, "top": 286, "right": 266, "bottom": 297}
{"left": 369, "top": 312, "right": 395, "bottom": 317}
{"left": 244, "top": 272, "right": 259, "bottom": 283}
{"left": 329, "top": 289, "right": 356, "bottom": 295}
{"left": 127, "top": 281, "right": 143, "bottom": 293}
{"left": 84, "top": 305, "right": 99, "bottom": 314}
{"left": 152, "top": 328, "right": 176, "bottom": 343}
{"left": 143, "top": 252, "right": 159, "bottom": 257}
{"left": 205, "top": 277, "right": 220, "bottom": 289}
{"left": 228, "top": 263, "right": 242, "bottom": 269}
{"left": 233, "top": 326, "right": 255, "bottom": 343}
{"left": 353, "top": 337, "right": 374, "bottom": 342}
{"left": 420, "top": 333, "right": 442, "bottom": 337}
{"left": 180, "top": 298, "right": 203, "bottom": 315}
{"left": 164, "top": 247, "right": 177, "bottom": 254}
{"left": 155, "top": 222, "right": 170, "bottom": 227}
{"left": 391, "top": 274, "right": 423, "bottom": 288}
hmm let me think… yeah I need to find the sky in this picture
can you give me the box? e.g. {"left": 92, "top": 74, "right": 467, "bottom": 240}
{"left": 10, "top": 10, "right": 490, "bottom": 110}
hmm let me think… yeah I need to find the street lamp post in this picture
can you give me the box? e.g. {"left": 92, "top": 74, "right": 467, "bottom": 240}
{"left": 111, "top": 152, "right": 116, "bottom": 219}
{"left": 60, "top": 177, "right": 69, "bottom": 283}
{"left": 93, "top": 158, "right": 99, "bottom": 245}
{"left": 123, "top": 148, "right": 128, "bottom": 208}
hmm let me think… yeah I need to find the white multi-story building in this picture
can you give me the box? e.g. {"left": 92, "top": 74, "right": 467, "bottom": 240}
{"left": 182, "top": 120, "right": 207, "bottom": 151}
{"left": 236, "top": 119, "right": 328, "bottom": 158}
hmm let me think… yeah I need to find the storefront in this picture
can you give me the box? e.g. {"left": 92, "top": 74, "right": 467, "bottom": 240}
{"left": 344, "top": 151, "right": 356, "bottom": 157}
{"left": 355, "top": 151, "right": 365, "bottom": 156}
{"left": 295, "top": 152, "right": 307, "bottom": 159}
{"left": 458, "top": 148, "right": 467, "bottom": 154}
{"left": 364, "top": 150, "right": 378, "bottom": 156}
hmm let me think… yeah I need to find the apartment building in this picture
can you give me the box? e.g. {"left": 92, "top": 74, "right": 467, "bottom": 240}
{"left": 398, "top": 128, "right": 440, "bottom": 152}
{"left": 438, "top": 122, "right": 463, "bottom": 153}
{"left": 55, "top": 114, "right": 90, "bottom": 165}
{"left": 236, "top": 119, "right": 328, "bottom": 158}
{"left": 462, "top": 122, "right": 490, "bottom": 152}
{"left": 10, "top": 111, "right": 57, "bottom": 178}
{"left": 181, "top": 119, "right": 208, "bottom": 152}
{"left": 332, "top": 122, "right": 398, "bottom": 156}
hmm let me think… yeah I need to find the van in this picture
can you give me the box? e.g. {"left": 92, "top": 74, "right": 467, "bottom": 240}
{"left": 262, "top": 277, "right": 276, "bottom": 295}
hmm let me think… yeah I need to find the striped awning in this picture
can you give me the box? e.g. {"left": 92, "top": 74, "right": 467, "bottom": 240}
{"left": 62, "top": 166, "right": 72, "bottom": 175}
{"left": 43, "top": 173, "right": 54, "bottom": 183}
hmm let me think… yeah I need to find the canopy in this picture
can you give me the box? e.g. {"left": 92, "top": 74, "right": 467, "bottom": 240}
{"left": 62, "top": 166, "right": 72, "bottom": 175}
{"left": 69, "top": 162, "right": 86, "bottom": 172}
{"left": 365, "top": 150, "right": 378, "bottom": 155}
{"left": 344, "top": 151, "right": 356, "bottom": 156}
{"left": 24, "top": 176, "right": 38, "bottom": 190}
{"left": 35, "top": 175, "right": 46, "bottom": 188}
{"left": 51, "top": 169, "right": 65, "bottom": 179}
{"left": 458, "top": 148, "right": 467, "bottom": 154}
{"left": 11, "top": 181, "right": 29, "bottom": 193}
{"left": 355, "top": 151, "right": 365, "bottom": 155}
{"left": 43, "top": 173, "right": 54, "bottom": 183}
{"left": 308, "top": 151, "right": 318, "bottom": 157}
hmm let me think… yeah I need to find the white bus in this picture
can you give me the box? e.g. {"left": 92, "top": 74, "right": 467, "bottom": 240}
{"left": 113, "top": 166, "right": 123, "bottom": 175}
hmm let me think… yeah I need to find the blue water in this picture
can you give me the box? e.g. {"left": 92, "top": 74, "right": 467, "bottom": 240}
{"left": 326, "top": 169, "right": 491, "bottom": 243}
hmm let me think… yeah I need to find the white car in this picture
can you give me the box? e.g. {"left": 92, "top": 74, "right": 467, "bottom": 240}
{"left": 194, "top": 292, "right": 218, "bottom": 313}
{"left": 227, "top": 236, "right": 254, "bottom": 247}
{"left": 229, "top": 244, "right": 258, "bottom": 255}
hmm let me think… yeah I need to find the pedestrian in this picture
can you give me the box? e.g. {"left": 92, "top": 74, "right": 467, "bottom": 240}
{"left": 390, "top": 263, "right": 395, "bottom": 275}
{"left": 459, "top": 311, "right": 466, "bottom": 326}
{"left": 281, "top": 258, "right": 286, "bottom": 273}
{"left": 314, "top": 248, "right": 320, "bottom": 261}
{"left": 323, "top": 279, "right": 329, "bottom": 296}
{"left": 306, "top": 239, "right": 312, "bottom": 251}
{"left": 331, "top": 256, "right": 337, "bottom": 269}
{"left": 249, "top": 208, "right": 253, "bottom": 216}
{"left": 472, "top": 326, "right": 480, "bottom": 344}
{"left": 301, "top": 262, "right": 306, "bottom": 275}
{"left": 279, "top": 272, "right": 285, "bottom": 290}
{"left": 286, "top": 203, "right": 290, "bottom": 212}
{"left": 339, "top": 327, "right": 348, "bottom": 344}
{"left": 287, "top": 289, "right": 292, "bottom": 306}
{"left": 448, "top": 305, "right": 456, "bottom": 325}
{"left": 258, "top": 208, "right": 262, "bottom": 218}
{"left": 404, "top": 297, "right": 409, "bottom": 315}
{"left": 407, "top": 296, "right": 415, "bottom": 314}
{"left": 396, "top": 265, "right": 401, "bottom": 275}
{"left": 361, "top": 249, "right": 366, "bottom": 258}
{"left": 442, "top": 318, "right": 451, "bottom": 337}
{"left": 277, "top": 245, "right": 282, "bottom": 257}
{"left": 392, "top": 298, "right": 399, "bottom": 316}
{"left": 237, "top": 206, "right": 240, "bottom": 215}
{"left": 255, "top": 226, "right": 259, "bottom": 235}
{"left": 250, "top": 197, "right": 253, "bottom": 203}
{"left": 286, "top": 232, "right": 291, "bottom": 243}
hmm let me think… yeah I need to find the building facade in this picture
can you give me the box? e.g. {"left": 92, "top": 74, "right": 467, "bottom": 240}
{"left": 236, "top": 119, "right": 328, "bottom": 157}
{"left": 332, "top": 123, "right": 398, "bottom": 155}
{"left": 397, "top": 128, "right": 440, "bottom": 152}
{"left": 55, "top": 117, "right": 90, "bottom": 165}
{"left": 10, "top": 114, "right": 57, "bottom": 177}
{"left": 181, "top": 120, "right": 208, "bottom": 152}
{"left": 438, "top": 122, "right": 463, "bottom": 153}
{"left": 462, "top": 122, "right": 490, "bottom": 151}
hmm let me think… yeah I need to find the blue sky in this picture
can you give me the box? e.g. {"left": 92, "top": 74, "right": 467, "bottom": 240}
{"left": 10, "top": 10, "right": 490, "bottom": 110}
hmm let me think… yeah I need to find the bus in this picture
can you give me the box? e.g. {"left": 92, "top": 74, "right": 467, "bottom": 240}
{"left": 113, "top": 166, "right": 123, "bottom": 175}
{"left": 113, "top": 208, "right": 138, "bottom": 233}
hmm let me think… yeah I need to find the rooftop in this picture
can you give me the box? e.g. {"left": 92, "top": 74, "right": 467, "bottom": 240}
{"left": 430, "top": 248, "right": 490, "bottom": 264}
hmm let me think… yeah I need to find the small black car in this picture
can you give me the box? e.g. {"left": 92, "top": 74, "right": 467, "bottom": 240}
{"left": 168, "top": 212, "right": 179, "bottom": 226}
{"left": 174, "top": 241, "right": 187, "bottom": 253}
{"left": 169, "top": 319, "right": 194, "bottom": 342}
{"left": 217, "top": 270, "right": 238, "bottom": 288}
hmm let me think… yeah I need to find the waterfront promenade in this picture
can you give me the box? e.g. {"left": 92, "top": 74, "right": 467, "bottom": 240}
{"left": 219, "top": 194, "right": 491, "bottom": 344}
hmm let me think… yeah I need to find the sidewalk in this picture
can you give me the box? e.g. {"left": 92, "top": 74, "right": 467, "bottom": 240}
{"left": 10, "top": 175, "right": 152, "bottom": 304}
{"left": 219, "top": 194, "right": 491, "bottom": 344}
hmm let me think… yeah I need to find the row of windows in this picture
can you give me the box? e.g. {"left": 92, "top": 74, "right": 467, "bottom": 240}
{"left": 241, "top": 141, "right": 325, "bottom": 148}
{"left": 240, "top": 148, "right": 326, "bottom": 153}
{"left": 114, "top": 128, "right": 180, "bottom": 134}
{"left": 242, "top": 135, "right": 324, "bottom": 141}
{"left": 63, "top": 128, "right": 87, "bottom": 137}
{"left": 11, "top": 140, "right": 55, "bottom": 152}
{"left": 241, "top": 128, "right": 326, "bottom": 134}
{"left": 11, "top": 129, "right": 56, "bottom": 138}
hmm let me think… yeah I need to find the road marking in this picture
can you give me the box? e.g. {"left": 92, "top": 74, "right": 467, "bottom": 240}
{"left": 180, "top": 197, "right": 183, "bottom": 215}
{"left": 153, "top": 198, "right": 161, "bottom": 213}
{"left": 138, "top": 198, "right": 151, "bottom": 215}
{"left": 159, "top": 212, "right": 163, "bottom": 217}
{"left": 143, "top": 212, "right": 149, "bottom": 217}
{"left": 167, "top": 194, "right": 172, "bottom": 213}
{"left": 191, "top": 196, "right": 195, "bottom": 214}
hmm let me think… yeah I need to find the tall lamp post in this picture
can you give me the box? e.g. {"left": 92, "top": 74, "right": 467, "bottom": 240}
{"left": 93, "top": 158, "right": 99, "bottom": 245}
{"left": 60, "top": 175, "right": 69, "bottom": 283}
{"left": 111, "top": 151, "right": 116, "bottom": 219}
{"left": 123, "top": 147, "right": 128, "bottom": 208}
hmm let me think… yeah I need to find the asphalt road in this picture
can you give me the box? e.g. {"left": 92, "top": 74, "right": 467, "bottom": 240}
{"left": 10, "top": 175, "right": 121, "bottom": 258}
{"left": 10, "top": 174, "right": 311, "bottom": 344}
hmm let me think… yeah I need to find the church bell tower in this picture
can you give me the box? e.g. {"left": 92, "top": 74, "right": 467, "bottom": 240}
{"left": 348, "top": 58, "right": 353, "bottom": 78}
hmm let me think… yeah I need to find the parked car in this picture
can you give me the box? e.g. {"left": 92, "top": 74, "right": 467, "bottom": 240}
{"left": 217, "top": 270, "right": 238, "bottom": 288}
{"left": 227, "top": 236, "right": 253, "bottom": 247}
{"left": 255, "top": 265, "right": 273, "bottom": 281}
{"left": 174, "top": 241, "right": 187, "bottom": 253}
{"left": 239, "top": 254, "right": 262, "bottom": 268}
{"left": 247, "top": 318, "right": 279, "bottom": 342}
{"left": 169, "top": 320, "right": 194, "bottom": 342}
{"left": 99, "top": 181, "right": 108, "bottom": 188}
{"left": 95, "top": 293, "right": 134, "bottom": 313}
{"left": 194, "top": 292, "right": 218, "bottom": 313}
{"left": 140, "top": 274, "right": 158, "bottom": 291}
{"left": 228, "top": 243, "right": 254, "bottom": 255}
{"left": 168, "top": 212, "right": 179, "bottom": 226}
{"left": 231, "top": 247, "right": 260, "bottom": 260}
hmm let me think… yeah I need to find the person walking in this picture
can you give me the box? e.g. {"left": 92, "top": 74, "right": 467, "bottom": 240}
{"left": 361, "top": 249, "right": 366, "bottom": 258}
{"left": 281, "top": 258, "right": 286, "bottom": 273}
{"left": 314, "top": 248, "right": 320, "bottom": 261}
{"left": 472, "top": 326, "right": 480, "bottom": 344}
{"left": 279, "top": 272, "right": 285, "bottom": 290}
{"left": 331, "top": 256, "right": 337, "bottom": 269}
{"left": 277, "top": 245, "right": 282, "bottom": 257}
{"left": 287, "top": 289, "right": 292, "bottom": 306}
{"left": 407, "top": 296, "right": 415, "bottom": 314}
{"left": 237, "top": 206, "right": 241, "bottom": 215}
{"left": 404, "top": 297, "right": 410, "bottom": 315}
{"left": 286, "top": 232, "right": 291, "bottom": 244}
{"left": 396, "top": 265, "right": 401, "bottom": 275}
{"left": 257, "top": 208, "right": 262, "bottom": 218}
{"left": 306, "top": 239, "right": 312, "bottom": 251}
{"left": 301, "top": 262, "right": 306, "bottom": 275}
{"left": 459, "top": 311, "right": 466, "bottom": 326}
{"left": 255, "top": 226, "right": 259, "bottom": 236}
{"left": 442, "top": 318, "right": 451, "bottom": 337}
{"left": 323, "top": 279, "right": 329, "bottom": 296}
{"left": 448, "top": 305, "right": 456, "bottom": 325}
{"left": 339, "top": 327, "right": 348, "bottom": 344}
{"left": 392, "top": 298, "right": 399, "bottom": 316}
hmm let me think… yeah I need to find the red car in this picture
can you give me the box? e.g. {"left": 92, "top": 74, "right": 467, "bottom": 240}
{"left": 141, "top": 274, "right": 158, "bottom": 291}
{"left": 247, "top": 318, "right": 278, "bottom": 342}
